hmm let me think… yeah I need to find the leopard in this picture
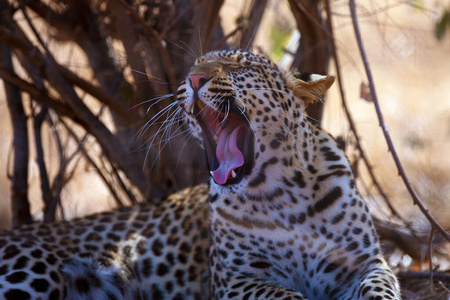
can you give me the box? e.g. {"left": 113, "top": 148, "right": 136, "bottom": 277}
{"left": 0, "top": 49, "right": 401, "bottom": 300}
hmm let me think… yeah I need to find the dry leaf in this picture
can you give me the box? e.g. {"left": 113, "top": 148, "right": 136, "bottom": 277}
{"left": 360, "top": 82, "right": 373, "bottom": 102}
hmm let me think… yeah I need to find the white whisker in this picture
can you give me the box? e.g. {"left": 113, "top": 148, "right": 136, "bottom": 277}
{"left": 141, "top": 124, "right": 187, "bottom": 153}
{"left": 219, "top": 99, "right": 231, "bottom": 127}
{"left": 143, "top": 107, "right": 185, "bottom": 169}
{"left": 197, "top": 27, "right": 203, "bottom": 57}
{"left": 178, "top": 40, "right": 198, "bottom": 59}
{"left": 135, "top": 102, "right": 179, "bottom": 142}
{"left": 175, "top": 131, "right": 196, "bottom": 170}
{"left": 244, "top": 13, "right": 262, "bottom": 52}
{"left": 232, "top": 96, "right": 248, "bottom": 114}
{"left": 129, "top": 94, "right": 175, "bottom": 111}
{"left": 159, "top": 125, "right": 191, "bottom": 153}
{"left": 122, "top": 66, "right": 170, "bottom": 85}
{"left": 278, "top": 118, "right": 307, "bottom": 168}
{"left": 146, "top": 94, "right": 176, "bottom": 114}
{"left": 147, "top": 101, "right": 178, "bottom": 124}
{"left": 159, "top": 108, "right": 185, "bottom": 147}
{"left": 235, "top": 105, "right": 261, "bottom": 153}
{"left": 279, "top": 113, "right": 323, "bottom": 141}
{"left": 304, "top": 114, "right": 321, "bottom": 124}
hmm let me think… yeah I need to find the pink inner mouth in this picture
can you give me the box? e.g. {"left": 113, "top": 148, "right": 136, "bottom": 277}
{"left": 212, "top": 126, "right": 244, "bottom": 184}
{"left": 197, "top": 103, "right": 246, "bottom": 185}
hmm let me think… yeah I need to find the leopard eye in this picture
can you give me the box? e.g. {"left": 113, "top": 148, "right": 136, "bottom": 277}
{"left": 194, "top": 58, "right": 202, "bottom": 65}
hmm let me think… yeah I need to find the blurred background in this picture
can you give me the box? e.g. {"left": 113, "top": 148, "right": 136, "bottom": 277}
{"left": 0, "top": 0, "right": 449, "bottom": 298}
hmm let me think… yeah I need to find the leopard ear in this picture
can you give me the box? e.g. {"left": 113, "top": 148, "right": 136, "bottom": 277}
{"left": 285, "top": 72, "right": 335, "bottom": 105}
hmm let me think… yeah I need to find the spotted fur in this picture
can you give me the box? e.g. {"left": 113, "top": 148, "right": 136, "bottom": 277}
{"left": 0, "top": 50, "right": 400, "bottom": 299}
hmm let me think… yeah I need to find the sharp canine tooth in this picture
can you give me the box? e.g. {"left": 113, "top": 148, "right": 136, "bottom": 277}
{"left": 190, "top": 105, "right": 194, "bottom": 114}
{"left": 210, "top": 171, "right": 214, "bottom": 176}
{"left": 231, "top": 170, "right": 237, "bottom": 178}
{"left": 214, "top": 134, "right": 219, "bottom": 142}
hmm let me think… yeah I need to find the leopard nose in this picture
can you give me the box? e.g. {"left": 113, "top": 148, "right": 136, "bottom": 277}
{"left": 188, "top": 74, "right": 209, "bottom": 90}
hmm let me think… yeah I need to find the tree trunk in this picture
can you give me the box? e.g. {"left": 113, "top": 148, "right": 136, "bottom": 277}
{"left": 287, "top": 0, "right": 331, "bottom": 124}
{"left": 0, "top": 42, "right": 32, "bottom": 227}
{"left": 238, "top": 0, "right": 269, "bottom": 50}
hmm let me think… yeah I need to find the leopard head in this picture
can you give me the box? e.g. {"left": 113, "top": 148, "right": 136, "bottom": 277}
{"left": 177, "top": 49, "right": 334, "bottom": 193}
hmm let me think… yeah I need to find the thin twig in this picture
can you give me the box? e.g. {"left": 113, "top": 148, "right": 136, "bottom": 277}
{"left": 115, "top": 0, "right": 178, "bottom": 96}
{"left": 0, "top": 42, "right": 32, "bottom": 227}
{"left": 324, "top": 0, "right": 408, "bottom": 223}
{"left": 1, "top": 13, "right": 138, "bottom": 125}
{"left": 239, "top": 0, "right": 268, "bottom": 50}
{"left": 62, "top": 104, "right": 134, "bottom": 208}
{"left": 212, "top": 24, "right": 244, "bottom": 50}
{"left": 325, "top": 1, "right": 424, "bottom": 246}
{"left": 398, "top": 271, "right": 450, "bottom": 282}
{"left": 160, "top": 6, "right": 190, "bottom": 37}
{"left": 13, "top": 7, "right": 57, "bottom": 220}
{"left": 0, "top": 18, "right": 147, "bottom": 194}
{"left": 32, "top": 104, "right": 53, "bottom": 221}
{"left": 59, "top": 118, "right": 125, "bottom": 208}
{"left": 109, "top": 160, "right": 138, "bottom": 205}
{"left": 438, "top": 281, "right": 450, "bottom": 293}
{"left": 46, "top": 114, "right": 66, "bottom": 222}
{"left": 15, "top": 9, "right": 62, "bottom": 221}
{"left": 349, "top": 0, "right": 450, "bottom": 242}
{"left": 56, "top": 65, "right": 140, "bottom": 125}
{"left": 0, "top": 68, "right": 77, "bottom": 119}
{"left": 19, "top": 3, "right": 51, "bottom": 54}
{"left": 428, "top": 227, "right": 435, "bottom": 293}
{"left": 20, "top": 3, "right": 139, "bottom": 122}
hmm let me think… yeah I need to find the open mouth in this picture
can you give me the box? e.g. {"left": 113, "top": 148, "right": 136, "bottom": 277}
{"left": 193, "top": 101, "right": 254, "bottom": 185}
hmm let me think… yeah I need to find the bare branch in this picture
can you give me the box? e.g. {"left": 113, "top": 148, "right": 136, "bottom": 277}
{"left": 107, "top": 0, "right": 153, "bottom": 110}
{"left": 110, "top": 162, "right": 138, "bottom": 205}
{"left": 115, "top": 0, "right": 178, "bottom": 95}
{"left": 429, "top": 228, "right": 435, "bottom": 293}
{"left": 349, "top": 0, "right": 450, "bottom": 242}
{"left": 0, "top": 43, "right": 32, "bottom": 227}
{"left": 56, "top": 64, "right": 140, "bottom": 125}
{"left": 32, "top": 105, "right": 54, "bottom": 221}
{"left": 14, "top": 10, "right": 62, "bottom": 221}
{"left": 398, "top": 271, "right": 450, "bottom": 282}
{"left": 45, "top": 114, "right": 71, "bottom": 222}
{"left": 0, "top": 69, "right": 78, "bottom": 120}
{"left": 22, "top": 0, "right": 75, "bottom": 38}
{"left": 59, "top": 118, "right": 126, "bottom": 208}
{"left": 288, "top": 0, "right": 331, "bottom": 124}
{"left": 189, "top": 0, "right": 225, "bottom": 52}
{"left": 323, "top": 1, "right": 412, "bottom": 225}
{"left": 213, "top": 24, "right": 245, "bottom": 50}
{"left": 0, "top": 13, "right": 147, "bottom": 194}
{"left": 238, "top": 0, "right": 268, "bottom": 50}
{"left": 23, "top": 0, "right": 141, "bottom": 126}
{"left": 0, "top": 13, "right": 139, "bottom": 125}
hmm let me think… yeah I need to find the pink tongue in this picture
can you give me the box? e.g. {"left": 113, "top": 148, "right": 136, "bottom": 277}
{"left": 212, "top": 126, "right": 244, "bottom": 184}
